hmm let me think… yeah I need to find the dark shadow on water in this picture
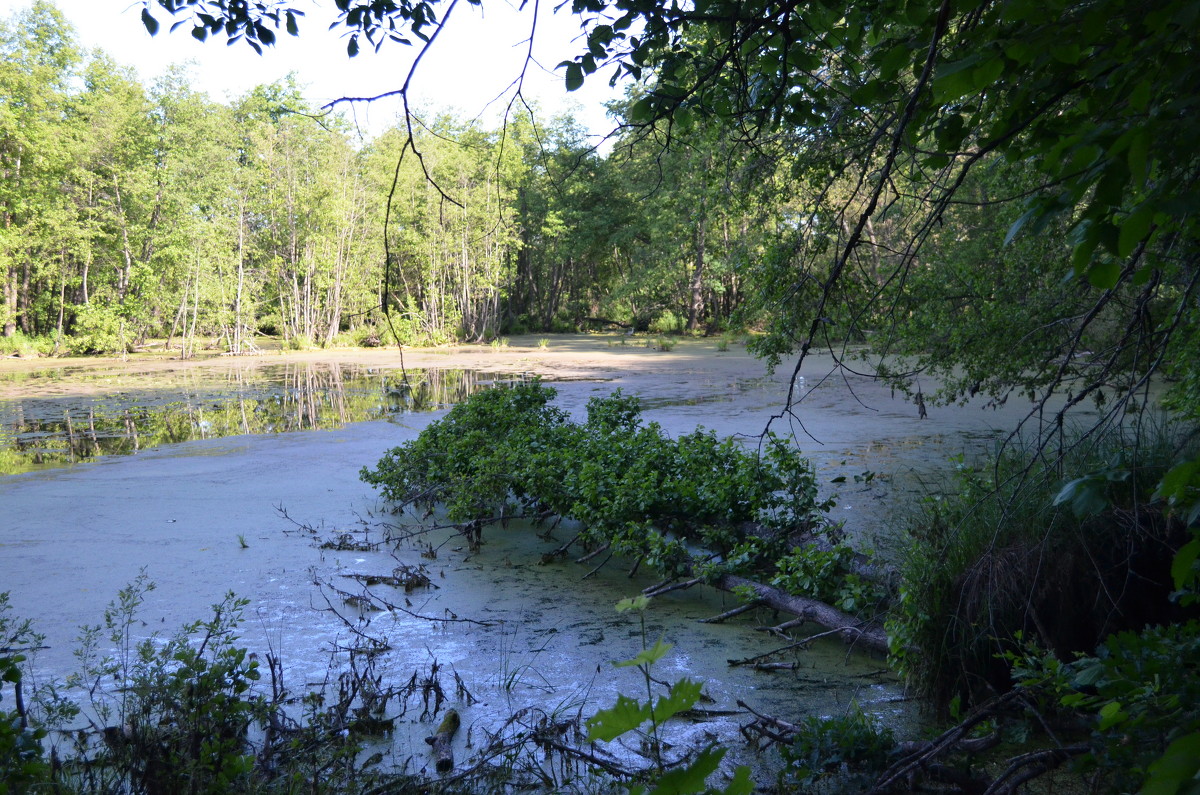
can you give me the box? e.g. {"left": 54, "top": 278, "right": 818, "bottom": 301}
{"left": 0, "top": 364, "right": 521, "bottom": 475}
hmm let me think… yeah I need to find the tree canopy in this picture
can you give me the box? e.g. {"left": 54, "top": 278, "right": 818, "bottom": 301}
{"left": 136, "top": 0, "right": 1199, "bottom": 429}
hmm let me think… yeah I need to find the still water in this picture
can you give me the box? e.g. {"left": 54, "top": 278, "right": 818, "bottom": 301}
{"left": 2, "top": 346, "right": 987, "bottom": 782}
{"left": 0, "top": 364, "right": 519, "bottom": 474}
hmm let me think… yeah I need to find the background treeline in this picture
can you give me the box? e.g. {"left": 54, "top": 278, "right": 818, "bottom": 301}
{"left": 0, "top": 2, "right": 777, "bottom": 356}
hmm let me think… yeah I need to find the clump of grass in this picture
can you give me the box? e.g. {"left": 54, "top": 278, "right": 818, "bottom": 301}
{"left": 537, "top": 338, "right": 549, "bottom": 350}
{"left": 237, "top": 533, "right": 248, "bottom": 549}
{"left": 284, "top": 333, "right": 315, "bottom": 351}
{"left": 490, "top": 337, "right": 509, "bottom": 351}
{"left": 889, "top": 418, "right": 1194, "bottom": 713}
{"left": 650, "top": 336, "right": 676, "bottom": 352}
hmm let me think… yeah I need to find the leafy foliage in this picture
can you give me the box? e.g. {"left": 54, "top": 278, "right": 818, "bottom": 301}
{"left": 0, "top": 593, "right": 52, "bottom": 792}
{"left": 778, "top": 706, "right": 896, "bottom": 792}
{"left": 588, "top": 597, "right": 753, "bottom": 795}
{"left": 891, "top": 427, "right": 1196, "bottom": 713}
{"left": 362, "top": 381, "right": 833, "bottom": 583}
{"left": 1010, "top": 621, "right": 1200, "bottom": 792}
{"left": 71, "top": 578, "right": 266, "bottom": 793}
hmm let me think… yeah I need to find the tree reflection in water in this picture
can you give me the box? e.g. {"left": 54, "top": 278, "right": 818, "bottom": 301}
{"left": 0, "top": 364, "right": 514, "bottom": 475}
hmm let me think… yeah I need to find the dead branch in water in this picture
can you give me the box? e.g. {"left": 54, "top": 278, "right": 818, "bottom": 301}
{"left": 711, "top": 574, "right": 889, "bottom": 655}
{"left": 698, "top": 600, "right": 763, "bottom": 624}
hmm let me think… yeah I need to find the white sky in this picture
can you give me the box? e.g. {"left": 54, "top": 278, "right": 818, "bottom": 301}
{"left": 2, "top": 0, "right": 626, "bottom": 143}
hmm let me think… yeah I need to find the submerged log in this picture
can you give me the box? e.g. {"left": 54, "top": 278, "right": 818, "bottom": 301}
{"left": 425, "top": 708, "right": 460, "bottom": 773}
{"left": 712, "top": 573, "right": 889, "bottom": 655}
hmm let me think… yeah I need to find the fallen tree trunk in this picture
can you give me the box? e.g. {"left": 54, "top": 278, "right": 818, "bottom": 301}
{"left": 425, "top": 708, "right": 460, "bottom": 773}
{"left": 711, "top": 573, "right": 890, "bottom": 655}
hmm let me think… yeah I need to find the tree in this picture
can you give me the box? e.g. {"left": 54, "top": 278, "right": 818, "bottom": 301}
{"left": 0, "top": 1, "right": 80, "bottom": 339}
{"left": 135, "top": 0, "right": 1198, "bottom": 429}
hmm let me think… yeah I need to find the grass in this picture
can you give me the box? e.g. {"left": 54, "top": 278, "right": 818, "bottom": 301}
{"left": 889, "top": 416, "right": 1195, "bottom": 712}
{"left": 0, "top": 331, "right": 55, "bottom": 357}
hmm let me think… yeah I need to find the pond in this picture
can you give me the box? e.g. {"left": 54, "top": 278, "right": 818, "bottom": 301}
{"left": 0, "top": 339, "right": 1080, "bottom": 783}
{"left": 0, "top": 362, "right": 521, "bottom": 475}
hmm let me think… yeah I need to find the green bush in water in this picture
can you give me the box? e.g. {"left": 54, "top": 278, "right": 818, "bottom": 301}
{"left": 361, "top": 381, "right": 834, "bottom": 583}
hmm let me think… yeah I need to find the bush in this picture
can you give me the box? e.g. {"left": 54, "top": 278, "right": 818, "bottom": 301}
{"left": 361, "top": 382, "right": 832, "bottom": 582}
{"left": 1009, "top": 621, "right": 1200, "bottom": 791}
{"left": 72, "top": 580, "right": 265, "bottom": 794}
{"left": 68, "top": 304, "right": 129, "bottom": 355}
{"left": 285, "top": 332, "right": 316, "bottom": 350}
{"left": 889, "top": 423, "right": 1196, "bottom": 713}
{"left": 649, "top": 310, "right": 682, "bottom": 335}
{"left": 0, "top": 594, "right": 53, "bottom": 791}
{"left": 779, "top": 706, "right": 895, "bottom": 791}
{"left": 0, "top": 332, "right": 54, "bottom": 357}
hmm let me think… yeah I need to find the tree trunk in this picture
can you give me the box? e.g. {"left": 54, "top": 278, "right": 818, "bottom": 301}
{"left": 712, "top": 573, "right": 889, "bottom": 655}
{"left": 425, "top": 709, "right": 459, "bottom": 773}
{"left": 687, "top": 219, "right": 707, "bottom": 332}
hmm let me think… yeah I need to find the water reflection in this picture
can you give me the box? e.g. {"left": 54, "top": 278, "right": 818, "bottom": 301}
{"left": 0, "top": 364, "right": 511, "bottom": 475}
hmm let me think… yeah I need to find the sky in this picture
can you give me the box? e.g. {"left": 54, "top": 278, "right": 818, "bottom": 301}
{"left": 1, "top": 0, "right": 627, "bottom": 143}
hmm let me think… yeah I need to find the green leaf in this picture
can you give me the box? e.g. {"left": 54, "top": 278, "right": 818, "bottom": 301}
{"left": 141, "top": 8, "right": 160, "bottom": 35}
{"left": 648, "top": 746, "right": 726, "bottom": 795}
{"left": 615, "top": 637, "right": 673, "bottom": 668}
{"left": 1141, "top": 731, "right": 1200, "bottom": 795}
{"left": 1171, "top": 539, "right": 1200, "bottom": 592}
{"left": 1005, "top": 205, "right": 1039, "bottom": 246}
{"left": 564, "top": 62, "right": 584, "bottom": 92}
{"left": 1086, "top": 259, "right": 1121, "bottom": 289}
{"left": 651, "top": 678, "right": 703, "bottom": 723}
{"left": 1154, "top": 459, "right": 1200, "bottom": 505}
{"left": 1051, "top": 44, "right": 1081, "bottom": 64}
{"left": 972, "top": 58, "right": 1004, "bottom": 89}
{"left": 1054, "top": 475, "right": 1110, "bottom": 517}
{"left": 1128, "top": 129, "right": 1150, "bottom": 187}
{"left": 1128, "top": 79, "right": 1153, "bottom": 113}
{"left": 616, "top": 595, "right": 651, "bottom": 613}
{"left": 1118, "top": 205, "right": 1154, "bottom": 258}
{"left": 721, "top": 766, "right": 755, "bottom": 795}
{"left": 630, "top": 97, "right": 654, "bottom": 123}
{"left": 587, "top": 694, "right": 650, "bottom": 741}
{"left": 1098, "top": 700, "right": 1127, "bottom": 730}
{"left": 1071, "top": 660, "right": 1105, "bottom": 688}
{"left": 878, "top": 43, "right": 913, "bottom": 79}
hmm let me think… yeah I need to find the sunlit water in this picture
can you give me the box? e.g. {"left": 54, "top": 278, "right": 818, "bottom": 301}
{"left": 0, "top": 363, "right": 514, "bottom": 475}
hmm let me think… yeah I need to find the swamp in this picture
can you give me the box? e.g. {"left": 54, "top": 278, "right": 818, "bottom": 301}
{"left": 0, "top": 336, "right": 1087, "bottom": 790}
{"left": 2, "top": 0, "right": 1199, "bottom": 791}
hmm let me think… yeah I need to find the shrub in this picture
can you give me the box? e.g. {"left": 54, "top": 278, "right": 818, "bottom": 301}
{"left": 889, "top": 423, "right": 1195, "bottom": 713}
{"left": 779, "top": 706, "right": 895, "bottom": 791}
{"left": 0, "top": 332, "right": 54, "bottom": 357}
{"left": 361, "top": 382, "right": 832, "bottom": 583}
{"left": 285, "top": 332, "right": 315, "bottom": 350}
{"left": 0, "top": 594, "right": 53, "bottom": 791}
{"left": 68, "top": 304, "right": 128, "bottom": 355}
{"left": 1009, "top": 621, "right": 1200, "bottom": 791}
{"left": 648, "top": 310, "right": 682, "bottom": 335}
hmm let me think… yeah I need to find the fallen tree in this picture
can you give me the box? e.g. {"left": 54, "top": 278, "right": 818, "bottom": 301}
{"left": 361, "top": 381, "right": 892, "bottom": 654}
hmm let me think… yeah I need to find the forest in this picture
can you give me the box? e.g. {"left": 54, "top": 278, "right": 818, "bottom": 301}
{"left": 0, "top": 2, "right": 763, "bottom": 356}
{"left": 3, "top": 0, "right": 1200, "bottom": 792}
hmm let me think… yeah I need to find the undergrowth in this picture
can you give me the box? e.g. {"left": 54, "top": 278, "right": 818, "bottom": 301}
{"left": 889, "top": 422, "right": 1195, "bottom": 713}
